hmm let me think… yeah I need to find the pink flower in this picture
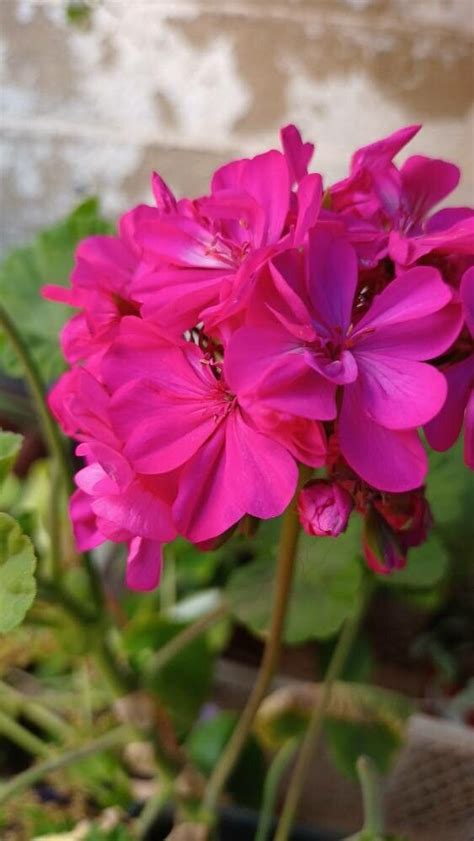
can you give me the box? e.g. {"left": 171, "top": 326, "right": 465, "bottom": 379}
{"left": 102, "top": 320, "right": 326, "bottom": 543}
{"left": 42, "top": 210, "right": 142, "bottom": 363}
{"left": 329, "top": 125, "right": 474, "bottom": 270}
{"left": 131, "top": 136, "right": 322, "bottom": 335}
{"left": 227, "top": 227, "right": 462, "bottom": 491}
{"left": 425, "top": 267, "right": 474, "bottom": 469}
{"left": 297, "top": 480, "right": 353, "bottom": 537}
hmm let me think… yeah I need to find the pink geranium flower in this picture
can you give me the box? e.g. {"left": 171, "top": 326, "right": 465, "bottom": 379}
{"left": 130, "top": 128, "right": 322, "bottom": 335}
{"left": 425, "top": 267, "right": 474, "bottom": 468}
{"left": 226, "top": 227, "right": 462, "bottom": 491}
{"left": 329, "top": 125, "right": 474, "bottom": 269}
{"left": 101, "top": 318, "right": 326, "bottom": 542}
{"left": 42, "top": 210, "right": 142, "bottom": 363}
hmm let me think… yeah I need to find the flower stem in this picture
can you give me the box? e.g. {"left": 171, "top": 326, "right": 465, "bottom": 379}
{"left": 0, "top": 304, "right": 71, "bottom": 493}
{"left": 0, "top": 304, "right": 104, "bottom": 608}
{"left": 0, "top": 724, "right": 134, "bottom": 806}
{"left": 274, "top": 577, "right": 372, "bottom": 841}
{"left": 203, "top": 468, "right": 310, "bottom": 818}
{"left": 0, "top": 707, "right": 51, "bottom": 759}
{"left": 146, "top": 602, "right": 228, "bottom": 678}
{"left": 255, "top": 739, "right": 299, "bottom": 841}
{"left": 0, "top": 681, "right": 75, "bottom": 744}
{"left": 357, "top": 755, "right": 384, "bottom": 836}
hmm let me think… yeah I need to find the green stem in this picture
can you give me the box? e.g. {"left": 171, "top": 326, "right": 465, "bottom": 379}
{"left": 0, "top": 304, "right": 71, "bottom": 493}
{"left": 203, "top": 468, "right": 311, "bottom": 819}
{"left": 255, "top": 739, "right": 299, "bottom": 841}
{"left": 0, "top": 304, "right": 103, "bottom": 609}
{"left": 135, "top": 786, "right": 172, "bottom": 840}
{"left": 357, "top": 755, "right": 384, "bottom": 836}
{"left": 274, "top": 579, "right": 372, "bottom": 841}
{"left": 48, "top": 460, "right": 63, "bottom": 582}
{"left": 146, "top": 603, "right": 229, "bottom": 677}
{"left": 0, "top": 725, "right": 134, "bottom": 806}
{"left": 0, "top": 681, "right": 74, "bottom": 744}
{"left": 0, "top": 707, "right": 50, "bottom": 759}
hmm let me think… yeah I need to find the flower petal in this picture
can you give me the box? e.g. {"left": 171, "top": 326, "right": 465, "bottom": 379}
{"left": 339, "top": 383, "right": 428, "bottom": 491}
{"left": 356, "top": 352, "right": 447, "bottom": 429}
{"left": 306, "top": 227, "right": 358, "bottom": 334}
{"left": 126, "top": 538, "right": 163, "bottom": 591}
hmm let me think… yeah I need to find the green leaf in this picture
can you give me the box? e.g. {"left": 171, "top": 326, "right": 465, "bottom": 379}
{"left": 325, "top": 719, "right": 402, "bottom": 779}
{"left": 426, "top": 438, "right": 474, "bottom": 560}
{"left": 0, "top": 430, "right": 23, "bottom": 484}
{"left": 0, "top": 512, "right": 37, "bottom": 633}
{"left": 226, "top": 518, "right": 362, "bottom": 643}
{"left": 381, "top": 534, "right": 450, "bottom": 589}
{"left": 0, "top": 198, "right": 112, "bottom": 381}
{"left": 187, "top": 712, "right": 265, "bottom": 808}
{"left": 123, "top": 615, "right": 214, "bottom": 733}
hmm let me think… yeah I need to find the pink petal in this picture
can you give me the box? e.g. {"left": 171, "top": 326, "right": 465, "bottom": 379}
{"left": 425, "top": 355, "right": 474, "bottom": 452}
{"left": 69, "top": 489, "right": 104, "bottom": 552}
{"left": 353, "top": 302, "right": 463, "bottom": 361}
{"left": 126, "top": 537, "right": 163, "bottom": 591}
{"left": 461, "top": 267, "right": 474, "bottom": 337}
{"left": 306, "top": 227, "right": 358, "bottom": 334}
{"left": 173, "top": 412, "right": 297, "bottom": 542}
{"left": 339, "top": 383, "right": 428, "bottom": 492}
{"left": 389, "top": 216, "right": 474, "bottom": 265}
{"left": 101, "top": 316, "right": 175, "bottom": 391}
{"left": 151, "top": 171, "right": 178, "bottom": 213}
{"left": 400, "top": 156, "right": 460, "bottom": 225}
{"left": 464, "top": 389, "right": 474, "bottom": 469}
{"left": 355, "top": 352, "right": 447, "bottom": 429}
{"left": 136, "top": 213, "right": 228, "bottom": 269}
{"left": 354, "top": 266, "right": 453, "bottom": 334}
{"left": 92, "top": 477, "right": 176, "bottom": 542}
{"left": 280, "top": 124, "right": 314, "bottom": 184}
{"left": 293, "top": 174, "right": 322, "bottom": 246}
{"left": 225, "top": 327, "right": 336, "bottom": 420}
{"left": 240, "top": 150, "right": 290, "bottom": 244}
{"left": 112, "top": 379, "right": 216, "bottom": 474}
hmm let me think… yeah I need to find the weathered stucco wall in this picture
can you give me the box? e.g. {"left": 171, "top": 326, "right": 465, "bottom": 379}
{"left": 1, "top": 0, "right": 473, "bottom": 252}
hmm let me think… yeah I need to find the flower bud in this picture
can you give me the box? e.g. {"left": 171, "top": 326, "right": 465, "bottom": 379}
{"left": 297, "top": 480, "right": 353, "bottom": 537}
{"left": 362, "top": 505, "right": 406, "bottom": 575}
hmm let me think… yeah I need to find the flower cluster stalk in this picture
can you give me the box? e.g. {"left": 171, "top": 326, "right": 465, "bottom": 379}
{"left": 274, "top": 577, "right": 373, "bottom": 841}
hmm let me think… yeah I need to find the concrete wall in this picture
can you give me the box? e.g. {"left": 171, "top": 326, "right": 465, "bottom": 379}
{"left": 1, "top": 0, "right": 473, "bottom": 253}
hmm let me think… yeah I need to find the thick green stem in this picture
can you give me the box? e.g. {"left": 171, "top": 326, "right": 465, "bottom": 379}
{"left": 0, "top": 725, "right": 134, "bottom": 806}
{"left": 255, "top": 739, "right": 299, "bottom": 841}
{"left": 203, "top": 468, "right": 311, "bottom": 819}
{"left": 274, "top": 579, "right": 372, "bottom": 841}
{"left": 357, "top": 755, "right": 384, "bottom": 836}
{"left": 0, "top": 707, "right": 51, "bottom": 759}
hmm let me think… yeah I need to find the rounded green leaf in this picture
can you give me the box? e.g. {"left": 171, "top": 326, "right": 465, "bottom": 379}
{"left": 226, "top": 519, "right": 362, "bottom": 643}
{"left": 0, "top": 512, "right": 37, "bottom": 633}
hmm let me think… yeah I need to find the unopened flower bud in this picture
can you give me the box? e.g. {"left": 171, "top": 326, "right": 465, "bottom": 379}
{"left": 362, "top": 506, "right": 406, "bottom": 575}
{"left": 297, "top": 480, "right": 353, "bottom": 538}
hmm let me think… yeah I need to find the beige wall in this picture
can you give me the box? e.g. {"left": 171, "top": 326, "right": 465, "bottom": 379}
{"left": 1, "top": 0, "right": 473, "bottom": 253}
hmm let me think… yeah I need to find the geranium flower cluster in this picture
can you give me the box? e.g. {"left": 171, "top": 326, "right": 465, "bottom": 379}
{"left": 44, "top": 124, "right": 474, "bottom": 587}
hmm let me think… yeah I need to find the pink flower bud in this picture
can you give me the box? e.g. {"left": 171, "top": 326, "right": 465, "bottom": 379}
{"left": 297, "top": 480, "right": 353, "bottom": 537}
{"left": 362, "top": 506, "right": 406, "bottom": 575}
